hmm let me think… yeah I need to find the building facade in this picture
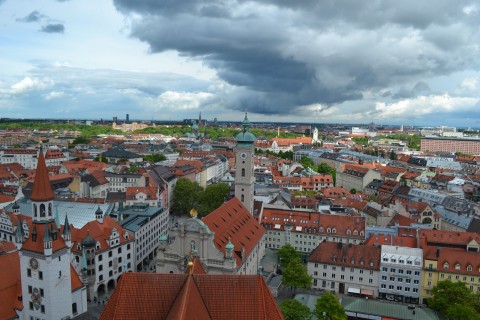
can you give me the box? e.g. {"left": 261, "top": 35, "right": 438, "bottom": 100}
{"left": 379, "top": 245, "right": 423, "bottom": 304}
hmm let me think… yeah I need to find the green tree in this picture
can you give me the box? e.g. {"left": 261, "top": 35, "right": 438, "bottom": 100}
{"left": 172, "top": 178, "right": 204, "bottom": 216}
{"left": 278, "top": 244, "right": 301, "bottom": 268}
{"left": 282, "top": 258, "right": 312, "bottom": 296}
{"left": 317, "top": 163, "right": 336, "bottom": 186}
{"left": 300, "top": 156, "right": 315, "bottom": 170}
{"left": 349, "top": 188, "right": 357, "bottom": 194}
{"left": 72, "top": 136, "right": 91, "bottom": 145}
{"left": 429, "top": 280, "right": 480, "bottom": 320}
{"left": 143, "top": 153, "right": 167, "bottom": 163}
{"left": 389, "top": 150, "right": 396, "bottom": 160}
{"left": 198, "top": 183, "right": 229, "bottom": 216}
{"left": 314, "top": 292, "right": 347, "bottom": 320}
{"left": 280, "top": 299, "right": 312, "bottom": 320}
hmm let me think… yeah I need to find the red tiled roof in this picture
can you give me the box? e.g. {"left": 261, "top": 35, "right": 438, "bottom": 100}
{"left": 22, "top": 222, "right": 68, "bottom": 254}
{"left": 387, "top": 214, "right": 417, "bottom": 227}
{"left": 71, "top": 217, "right": 133, "bottom": 253}
{"left": 30, "top": 150, "right": 55, "bottom": 201}
{"left": 70, "top": 264, "right": 84, "bottom": 292}
{"left": 424, "top": 246, "right": 480, "bottom": 276}
{"left": 308, "top": 241, "right": 381, "bottom": 271}
{"left": 100, "top": 273, "right": 283, "bottom": 320}
{"left": 202, "top": 198, "right": 265, "bottom": 265}
{"left": 364, "top": 235, "right": 418, "bottom": 248}
{"left": 0, "top": 249, "right": 22, "bottom": 319}
{"left": 261, "top": 208, "right": 365, "bottom": 238}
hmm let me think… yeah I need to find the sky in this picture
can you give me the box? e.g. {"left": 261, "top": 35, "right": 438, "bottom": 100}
{"left": 1, "top": 0, "right": 480, "bottom": 127}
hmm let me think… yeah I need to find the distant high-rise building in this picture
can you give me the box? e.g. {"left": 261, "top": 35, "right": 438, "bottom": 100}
{"left": 126, "top": 114, "right": 130, "bottom": 122}
{"left": 113, "top": 116, "right": 118, "bottom": 123}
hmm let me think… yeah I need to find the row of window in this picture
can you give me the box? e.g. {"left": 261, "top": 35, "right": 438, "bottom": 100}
{"left": 380, "top": 284, "right": 418, "bottom": 292}
{"left": 381, "top": 276, "right": 419, "bottom": 284}
{"left": 313, "top": 271, "right": 375, "bottom": 283}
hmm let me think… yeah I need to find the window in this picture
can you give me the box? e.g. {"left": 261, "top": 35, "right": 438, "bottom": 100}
{"left": 28, "top": 286, "right": 32, "bottom": 294}
{"left": 39, "top": 271, "right": 43, "bottom": 280}
{"left": 397, "top": 286, "right": 402, "bottom": 291}
{"left": 389, "top": 285, "right": 394, "bottom": 289}
{"left": 99, "top": 275, "right": 103, "bottom": 281}
{"left": 72, "top": 303, "right": 78, "bottom": 315}
{"left": 27, "top": 268, "right": 31, "bottom": 277}
{"left": 414, "top": 271, "right": 420, "bottom": 276}
{"left": 109, "top": 251, "right": 113, "bottom": 258}
{"left": 98, "top": 255, "right": 103, "bottom": 262}
{"left": 99, "top": 265, "right": 103, "bottom": 271}
{"left": 381, "top": 284, "right": 386, "bottom": 288}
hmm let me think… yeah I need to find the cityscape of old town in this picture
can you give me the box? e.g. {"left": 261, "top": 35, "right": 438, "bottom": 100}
{"left": 1, "top": 1, "right": 480, "bottom": 320}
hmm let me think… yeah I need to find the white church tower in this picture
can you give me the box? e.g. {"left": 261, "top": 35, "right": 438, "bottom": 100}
{"left": 15, "top": 148, "right": 81, "bottom": 320}
{"left": 234, "top": 113, "right": 256, "bottom": 215}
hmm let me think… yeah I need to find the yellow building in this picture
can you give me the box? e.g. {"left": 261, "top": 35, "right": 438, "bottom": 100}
{"left": 419, "top": 232, "right": 480, "bottom": 301}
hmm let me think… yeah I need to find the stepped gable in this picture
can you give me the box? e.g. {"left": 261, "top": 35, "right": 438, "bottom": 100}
{"left": 100, "top": 273, "right": 283, "bottom": 320}
{"left": 202, "top": 197, "right": 265, "bottom": 265}
{"left": 0, "top": 248, "right": 22, "bottom": 319}
{"left": 30, "top": 149, "right": 55, "bottom": 202}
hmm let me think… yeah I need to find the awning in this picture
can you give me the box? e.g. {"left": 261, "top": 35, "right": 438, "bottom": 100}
{"left": 361, "top": 289, "right": 375, "bottom": 296}
{"left": 347, "top": 287, "right": 361, "bottom": 294}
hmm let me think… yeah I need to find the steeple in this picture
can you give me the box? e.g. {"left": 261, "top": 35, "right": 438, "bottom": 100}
{"left": 12, "top": 201, "right": 20, "bottom": 215}
{"left": 31, "top": 147, "right": 55, "bottom": 202}
{"left": 63, "top": 214, "right": 72, "bottom": 248}
{"left": 15, "top": 217, "right": 24, "bottom": 250}
{"left": 31, "top": 146, "right": 55, "bottom": 223}
{"left": 95, "top": 206, "right": 104, "bottom": 224}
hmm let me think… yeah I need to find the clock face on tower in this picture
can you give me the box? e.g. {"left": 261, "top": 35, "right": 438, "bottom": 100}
{"left": 30, "top": 258, "right": 39, "bottom": 270}
{"left": 240, "top": 152, "right": 247, "bottom": 159}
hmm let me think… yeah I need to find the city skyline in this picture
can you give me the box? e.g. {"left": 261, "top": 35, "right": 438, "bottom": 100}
{"left": 1, "top": 1, "right": 480, "bottom": 126}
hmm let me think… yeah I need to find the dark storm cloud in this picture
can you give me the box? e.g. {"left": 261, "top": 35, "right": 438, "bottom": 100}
{"left": 40, "top": 23, "right": 65, "bottom": 34}
{"left": 17, "top": 10, "right": 44, "bottom": 23}
{"left": 113, "top": 0, "right": 480, "bottom": 116}
{"left": 392, "top": 82, "right": 432, "bottom": 99}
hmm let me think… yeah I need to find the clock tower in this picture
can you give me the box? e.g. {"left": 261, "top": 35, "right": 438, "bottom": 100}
{"left": 15, "top": 147, "right": 81, "bottom": 319}
{"left": 234, "top": 113, "right": 256, "bottom": 215}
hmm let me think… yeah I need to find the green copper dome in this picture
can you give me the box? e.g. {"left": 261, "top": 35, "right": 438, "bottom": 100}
{"left": 235, "top": 113, "right": 256, "bottom": 143}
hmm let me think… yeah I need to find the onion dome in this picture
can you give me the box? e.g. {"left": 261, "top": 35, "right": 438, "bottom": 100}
{"left": 12, "top": 201, "right": 19, "bottom": 210}
{"left": 235, "top": 113, "right": 256, "bottom": 144}
{"left": 82, "top": 232, "right": 96, "bottom": 248}
{"left": 226, "top": 239, "right": 234, "bottom": 250}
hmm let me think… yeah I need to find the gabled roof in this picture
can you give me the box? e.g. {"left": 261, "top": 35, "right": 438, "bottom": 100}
{"left": 100, "top": 273, "right": 283, "bottom": 320}
{"left": 30, "top": 149, "right": 55, "bottom": 201}
{"left": 202, "top": 198, "right": 265, "bottom": 265}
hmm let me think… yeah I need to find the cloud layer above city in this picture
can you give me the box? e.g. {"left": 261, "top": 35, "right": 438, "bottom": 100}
{"left": 1, "top": 0, "right": 480, "bottom": 126}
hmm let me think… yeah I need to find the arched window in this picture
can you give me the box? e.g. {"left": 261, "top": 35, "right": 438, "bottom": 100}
{"left": 48, "top": 203, "right": 52, "bottom": 217}
{"left": 241, "top": 194, "right": 245, "bottom": 202}
{"left": 33, "top": 204, "right": 37, "bottom": 218}
{"left": 40, "top": 204, "right": 46, "bottom": 217}
{"left": 241, "top": 168, "right": 245, "bottom": 177}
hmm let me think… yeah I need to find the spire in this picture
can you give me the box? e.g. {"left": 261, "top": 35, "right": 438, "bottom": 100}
{"left": 30, "top": 147, "right": 55, "bottom": 202}
{"left": 242, "top": 112, "right": 250, "bottom": 133}
{"left": 55, "top": 206, "right": 61, "bottom": 228}
{"left": 63, "top": 214, "right": 71, "bottom": 235}
{"left": 15, "top": 217, "right": 24, "bottom": 243}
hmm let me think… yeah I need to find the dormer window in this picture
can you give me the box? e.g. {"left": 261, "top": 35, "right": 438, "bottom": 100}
{"left": 353, "top": 230, "right": 358, "bottom": 236}
{"left": 351, "top": 258, "right": 355, "bottom": 264}
{"left": 327, "top": 228, "right": 331, "bottom": 233}
{"left": 467, "top": 265, "right": 473, "bottom": 272}
{"left": 443, "top": 262, "right": 449, "bottom": 269}
{"left": 360, "top": 259, "right": 364, "bottom": 265}
{"left": 455, "top": 263, "right": 461, "bottom": 270}
{"left": 346, "top": 229, "right": 351, "bottom": 235}
{"left": 332, "top": 228, "right": 336, "bottom": 234}
{"left": 96, "top": 242, "right": 101, "bottom": 250}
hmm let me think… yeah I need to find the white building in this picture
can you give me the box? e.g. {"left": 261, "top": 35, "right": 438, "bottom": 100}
{"left": 379, "top": 245, "right": 423, "bottom": 304}
{"left": 14, "top": 149, "right": 88, "bottom": 319}
{"left": 119, "top": 203, "right": 169, "bottom": 271}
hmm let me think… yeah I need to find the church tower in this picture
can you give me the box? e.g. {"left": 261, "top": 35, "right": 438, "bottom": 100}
{"left": 18, "top": 147, "right": 76, "bottom": 320}
{"left": 234, "top": 113, "right": 256, "bottom": 214}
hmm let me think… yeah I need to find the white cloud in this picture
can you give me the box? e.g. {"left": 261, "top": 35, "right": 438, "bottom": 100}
{"left": 10, "top": 77, "right": 54, "bottom": 94}
{"left": 44, "top": 90, "right": 64, "bottom": 100}
{"left": 154, "top": 91, "right": 213, "bottom": 111}
{"left": 459, "top": 77, "right": 478, "bottom": 92}
{"left": 375, "top": 94, "right": 480, "bottom": 119}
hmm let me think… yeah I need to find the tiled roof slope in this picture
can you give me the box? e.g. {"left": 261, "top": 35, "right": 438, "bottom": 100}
{"left": 30, "top": 150, "right": 55, "bottom": 201}
{"left": 202, "top": 198, "right": 265, "bottom": 265}
{"left": 308, "top": 241, "right": 381, "bottom": 270}
{"left": 0, "top": 249, "right": 22, "bottom": 319}
{"left": 100, "top": 273, "right": 283, "bottom": 320}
